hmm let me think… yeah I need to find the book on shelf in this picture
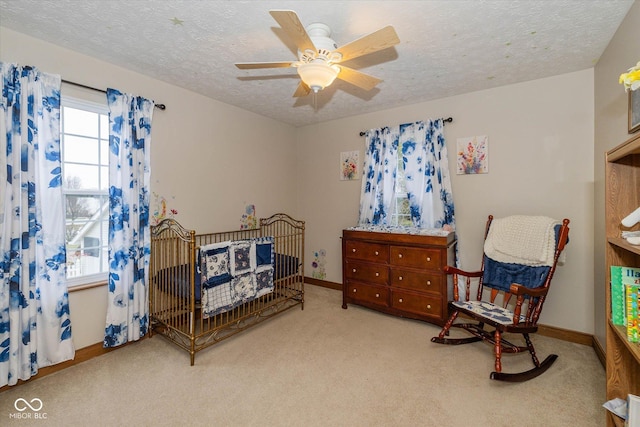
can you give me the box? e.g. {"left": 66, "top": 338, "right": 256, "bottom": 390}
{"left": 628, "top": 283, "right": 640, "bottom": 343}
{"left": 629, "top": 394, "right": 640, "bottom": 427}
{"left": 611, "top": 266, "right": 640, "bottom": 331}
{"left": 611, "top": 266, "right": 626, "bottom": 325}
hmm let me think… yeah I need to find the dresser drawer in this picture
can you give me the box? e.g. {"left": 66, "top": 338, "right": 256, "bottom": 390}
{"left": 390, "top": 246, "right": 441, "bottom": 270}
{"left": 345, "top": 260, "right": 388, "bottom": 285}
{"left": 390, "top": 268, "right": 443, "bottom": 294}
{"left": 390, "top": 290, "right": 442, "bottom": 317}
{"left": 345, "top": 240, "right": 389, "bottom": 262}
{"left": 345, "top": 282, "right": 389, "bottom": 307}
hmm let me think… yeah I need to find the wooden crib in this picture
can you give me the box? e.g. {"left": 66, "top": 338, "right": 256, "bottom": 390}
{"left": 149, "top": 213, "right": 304, "bottom": 365}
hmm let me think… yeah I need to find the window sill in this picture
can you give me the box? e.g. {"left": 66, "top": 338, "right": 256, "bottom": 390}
{"left": 68, "top": 280, "right": 107, "bottom": 292}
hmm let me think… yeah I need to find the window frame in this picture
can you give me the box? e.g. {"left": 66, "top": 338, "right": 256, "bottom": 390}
{"left": 61, "top": 96, "right": 110, "bottom": 288}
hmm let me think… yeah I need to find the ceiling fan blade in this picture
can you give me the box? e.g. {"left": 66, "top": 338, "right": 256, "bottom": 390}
{"left": 293, "top": 82, "right": 311, "bottom": 97}
{"left": 235, "top": 62, "right": 295, "bottom": 69}
{"left": 336, "top": 66, "right": 382, "bottom": 91}
{"left": 334, "top": 26, "right": 400, "bottom": 63}
{"left": 269, "top": 10, "right": 316, "bottom": 53}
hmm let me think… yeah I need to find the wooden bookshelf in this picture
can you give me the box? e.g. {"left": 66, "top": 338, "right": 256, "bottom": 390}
{"left": 605, "top": 132, "right": 640, "bottom": 427}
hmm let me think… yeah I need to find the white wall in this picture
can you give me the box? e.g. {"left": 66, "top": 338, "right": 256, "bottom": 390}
{"left": 1, "top": 27, "right": 298, "bottom": 349}
{"left": 593, "top": 1, "right": 640, "bottom": 350}
{"left": 297, "top": 69, "right": 595, "bottom": 334}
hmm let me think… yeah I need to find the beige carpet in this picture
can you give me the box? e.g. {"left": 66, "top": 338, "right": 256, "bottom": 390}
{"left": 1, "top": 285, "right": 605, "bottom": 426}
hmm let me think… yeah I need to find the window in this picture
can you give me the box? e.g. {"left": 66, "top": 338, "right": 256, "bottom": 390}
{"left": 391, "top": 154, "right": 413, "bottom": 227}
{"left": 61, "top": 98, "right": 109, "bottom": 286}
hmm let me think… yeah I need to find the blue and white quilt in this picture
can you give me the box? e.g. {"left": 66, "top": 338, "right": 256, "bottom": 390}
{"left": 200, "top": 237, "right": 274, "bottom": 318}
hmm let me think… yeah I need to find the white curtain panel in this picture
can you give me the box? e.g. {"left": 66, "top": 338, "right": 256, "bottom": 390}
{"left": 0, "top": 63, "right": 74, "bottom": 387}
{"left": 104, "top": 88, "right": 154, "bottom": 348}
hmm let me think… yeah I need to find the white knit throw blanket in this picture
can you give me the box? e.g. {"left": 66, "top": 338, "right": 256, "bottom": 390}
{"left": 484, "top": 215, "right": 562, "bottom": 267}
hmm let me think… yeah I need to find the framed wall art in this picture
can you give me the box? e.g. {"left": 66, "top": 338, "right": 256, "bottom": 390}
{"left": 629, "top": 89, "right": 640, "bottom": 134}
{"left": 340, "top": 151, "right": 359, "bottom": 181}
{"left": 456, "top": 135, "right": 488, "bottom": 175}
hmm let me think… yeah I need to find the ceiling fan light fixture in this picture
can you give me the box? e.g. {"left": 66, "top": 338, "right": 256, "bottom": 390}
{"left": 235, "top": 10, "right": 400, "bottom": 97}
{"left": 297, "top": 62, "right": 340, "bottom": 93}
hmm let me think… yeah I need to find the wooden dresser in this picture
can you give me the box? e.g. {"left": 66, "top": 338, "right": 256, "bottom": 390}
{"left": 342, "top": 228, "right": 456, "bottom": 326}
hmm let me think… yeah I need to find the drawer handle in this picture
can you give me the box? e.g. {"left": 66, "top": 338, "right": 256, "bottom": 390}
{"left": 352, "top": 268, "right": 357, "bottom": 273}
{"left": 353, "top": 289, "right": 357, "bottom": 293}
{"left": 375, "top": 293, "right": 380, "bottom": 298}
{"left": 352, "top": 248, "right": 356, "bottom": 252}
{"left": 426, "top": 280, "right": 431, "bottom": 285}
{"left": 398, "top": 298, "right": 403, "bottom": 303}
{"left": 399, "top": 276, "right": 403, "bottom": 281}
{"left": 427, "top": 304, "right": 432, "bottom": 309}
{"left": 375, "top": 272, "right": 379, "bottom": 277}
{"left": 375, "top": 251, "right": 379, "bottom": 255}
{"left": 398, "top": 254, "right": 403, "bottom": 258}
{"left": 426, "top": 257, "right": 431, "bottom": 262}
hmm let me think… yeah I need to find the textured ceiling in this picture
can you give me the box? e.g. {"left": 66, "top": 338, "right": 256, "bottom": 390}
{"left": 0, "top": 0, "right": 634, "bottom": 127}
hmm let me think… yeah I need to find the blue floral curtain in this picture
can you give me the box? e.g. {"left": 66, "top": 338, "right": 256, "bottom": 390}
{"left": 0, "top": 63, "right": 74, "bottom": 387}
{"left": 104, "top": 88, "right": 154, "bottom": 348}
{"left": 400, "top": 120, "right": 455, "bottom": 228}
{"left": 358, "top": 126, "right": 400, "bottom": 224}
{"left": 359, "top": 119, "right": 456, "bottom": 229}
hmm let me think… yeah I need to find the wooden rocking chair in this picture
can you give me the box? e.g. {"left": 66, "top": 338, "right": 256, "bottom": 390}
{"left": 431, "top": 215, "right": 570, "bottom": 382}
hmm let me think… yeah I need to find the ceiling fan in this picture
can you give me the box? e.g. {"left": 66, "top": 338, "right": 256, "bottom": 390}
{"left": 235, "top": 10, "right": 400, "bottom": 97}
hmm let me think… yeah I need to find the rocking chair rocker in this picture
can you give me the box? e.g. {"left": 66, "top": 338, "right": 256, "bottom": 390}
{"left": 431, "top": 215, "right": 570, "bottom": 382}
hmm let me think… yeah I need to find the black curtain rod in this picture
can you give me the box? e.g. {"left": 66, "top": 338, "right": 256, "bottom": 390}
{"left": 359, "top": 117, "right": 453, "bottom": 136}
{"left": 62, "top": 79, "right": 166, "bottom": 110}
